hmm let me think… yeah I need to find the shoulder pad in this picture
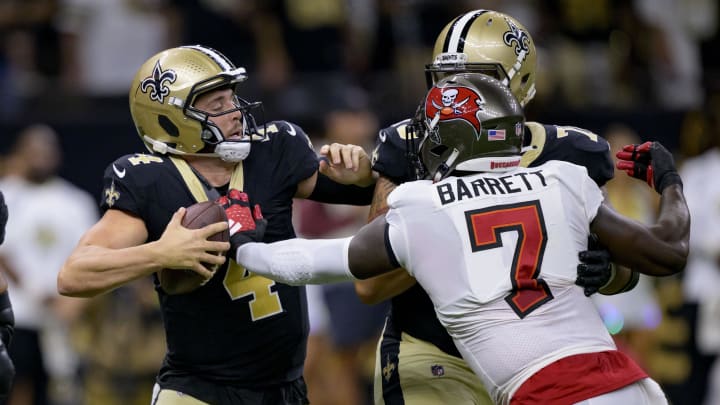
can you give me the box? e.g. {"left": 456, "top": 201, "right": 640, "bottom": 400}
{"left": 108, "top": 153, "right": 169, "bottom": 180}
{"left": 523, "top": 122, "right": 614, "bottom": 186}
{"left": 101, "top": 153, "right": 175, "bottom": 211}
{"left": 256, "top": 121, "right": 313, "bottom": 149}
{"left": 372, "top": 118, "right": 418, "bottom": 184}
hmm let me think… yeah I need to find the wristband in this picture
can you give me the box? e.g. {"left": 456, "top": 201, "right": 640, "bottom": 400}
{"left": 618, "top": 271, "right": 640, "bottom": 294}
{"left": 599, "top": 266, "right": 640, "bottom": 296}
{"left": 657, "top": 172, "right": 683, "bottom": 194}
{"left": 599, "top": 264, "right": 617, "bottom": 291}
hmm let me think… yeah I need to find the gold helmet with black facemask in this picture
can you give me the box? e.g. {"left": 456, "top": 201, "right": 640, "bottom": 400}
{"left": 425, "top": 10, "right": 537, "bottom": 107}
{"left": 129, "top": 45, "right": 263, "bottom": 162}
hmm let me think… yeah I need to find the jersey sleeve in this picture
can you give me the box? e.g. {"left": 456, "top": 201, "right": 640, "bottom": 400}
{"left": 525, "top": 123, "right": 614, "bottom": 187}
{"left": 552, "top": 160, "right": 605, "bottom": 223}
{"left": 99, "top": 154, "right": 154, "bottom": 216}
{"left": 371, "top": 118, "right": 417, "bottom": 184}
{"left": 384, "top": 181, "right": 429, "bottom": 276}
{"left": 268, "top": 121, "right": 319, "bottom": 186}
{"left": 385, "top": 203, "right": 411, "bottom": 274}
{"left": 582, "top": 170, "right": 604, "bottom": 222}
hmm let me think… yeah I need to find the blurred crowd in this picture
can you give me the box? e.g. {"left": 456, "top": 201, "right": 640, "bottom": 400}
{"left": 0, "top": 1, "right": 719, "bottom": 405}
{"left": 0, "top": 0, "right": 719, "bottom": 123}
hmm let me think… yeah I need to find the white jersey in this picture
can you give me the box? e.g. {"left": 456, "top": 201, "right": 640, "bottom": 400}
{"left": 386, "top": 160, "right": 615, "bottom": 404}
{"left": 0, "top": 176, "right": 98, "bottom": 328}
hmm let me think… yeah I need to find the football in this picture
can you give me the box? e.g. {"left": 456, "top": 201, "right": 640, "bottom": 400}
{"left": 158, "top": 201, "right": 230, "bottom": 295}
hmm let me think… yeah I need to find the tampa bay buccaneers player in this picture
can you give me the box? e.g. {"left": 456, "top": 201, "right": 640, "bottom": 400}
{"left": 355, "top": 10, "right": 640, "bottom": 405}
{"left": 57, "top": 45, "right": 375, "bottom": 405}
{"left": 229, "top": 73, "right": 687, "bottom": 404}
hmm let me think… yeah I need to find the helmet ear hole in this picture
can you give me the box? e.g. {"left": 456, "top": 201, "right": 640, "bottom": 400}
{"left": 158, "top": 115, "right": 179, "bottom": 137}
{"left": 520, "top": 73, "right": 531, "bottom": 86}
{"left": 430, "top": 145, "right": 449, "bottom": 156}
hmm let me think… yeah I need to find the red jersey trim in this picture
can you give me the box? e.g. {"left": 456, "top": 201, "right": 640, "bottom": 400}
{"left": 511, "top": 350, "right": 648, "bottom": 405}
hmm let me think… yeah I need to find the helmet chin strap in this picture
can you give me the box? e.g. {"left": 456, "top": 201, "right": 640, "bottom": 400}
{"left": 143, "top": 135, "right": 251, "bottom": 162}
{"left": 433, "top": 148, "right": 460, "bottom": 182}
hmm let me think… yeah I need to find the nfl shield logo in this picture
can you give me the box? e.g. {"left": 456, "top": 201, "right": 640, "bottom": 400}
{"left": 430, "top": 364, "right": 445, "bottom": 377}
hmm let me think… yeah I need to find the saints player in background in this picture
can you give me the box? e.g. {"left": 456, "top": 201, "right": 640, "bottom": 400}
{"left": 229, "top": 73, "right": 689, "bottom": 404}
{"left": 57, "top": 45, "right": 375, "bottom": 405}
{"left": 355, "top": 10, "right": 637, "bottom": 404}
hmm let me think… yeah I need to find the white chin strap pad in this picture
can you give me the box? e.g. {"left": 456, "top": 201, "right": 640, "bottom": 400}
{"left": 215, "top": 142, "right": 251, "bottom": 162}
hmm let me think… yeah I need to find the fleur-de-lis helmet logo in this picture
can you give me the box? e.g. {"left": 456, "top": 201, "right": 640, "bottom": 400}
{"left": 502, "top": 18, "right": 530, "bottom": 57}
{"left": 140, "top": 61, "right": 177, "bottom": 104}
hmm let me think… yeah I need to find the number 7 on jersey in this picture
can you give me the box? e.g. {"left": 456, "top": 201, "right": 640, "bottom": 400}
{"left": 465, "top": 201, "right": 552, "bottom": 318}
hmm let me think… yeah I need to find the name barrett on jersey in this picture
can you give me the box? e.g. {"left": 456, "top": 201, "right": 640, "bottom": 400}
{"left": 437, "top": 170, "right": 548, "bottom": 205}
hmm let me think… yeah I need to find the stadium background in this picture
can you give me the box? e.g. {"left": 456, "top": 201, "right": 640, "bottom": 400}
{"left": 0, "top": 1, "right": 718, "bottom": 405}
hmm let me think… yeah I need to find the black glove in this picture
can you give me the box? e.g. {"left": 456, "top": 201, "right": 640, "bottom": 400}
{"left": 0, "top": 290, "right": 14, "bottom": 401}
{"left": 0, "top": 191, "right": 7, "bottom": 245}
{"left": 0, "top": 292, "right": 13, "bottom": 349}
{"left": 576, "top": 234, "right": 612, "bottom": 297}
{"left": 616, "top": 141, "right": 683, "bottom": 193}
{"left": 216, "top": 189, "right": 267, "bottom": 257}
{"left": 0, "top": 339, "right": 14, "bottom": 402}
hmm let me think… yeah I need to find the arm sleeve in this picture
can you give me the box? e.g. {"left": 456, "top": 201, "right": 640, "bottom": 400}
{"left": 235, "top": 237, "right": 355, "bottom": 285}
{"left": 308, "top": 173, "right": 375, "bottom": 205}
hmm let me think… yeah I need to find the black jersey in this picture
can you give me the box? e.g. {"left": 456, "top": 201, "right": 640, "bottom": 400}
{"left": 100, "top": 121, "right": 318, "bottom": 391}
{"left": 372, "top": 119, "right": 614, "bottom": 356}
{"left": 372, "top": 119, "right": 614, "bottom": 187}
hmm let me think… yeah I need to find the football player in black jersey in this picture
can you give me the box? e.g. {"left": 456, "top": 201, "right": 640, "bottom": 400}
{"left": 354, "top": 10, "right": 640, "bottom": 405}
{"left": 0, "top": 191, "right": 15, "bottom": 402}
{"left": 57, "top": 45, "right": 375, "bottom": 405}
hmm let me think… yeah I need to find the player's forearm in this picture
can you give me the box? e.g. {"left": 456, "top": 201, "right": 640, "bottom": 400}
{"left": 367, "top": 176, "right": 397, "bottom": 222}
{"left": 235, "top": 237, "right": 356, "bottom": 285}
{"left": 57, "top": 243, "right": 165, "bottom": 297}
{"left": 621, "top": 185, "right": 689, "bottom": 276}
{"left": 649, "top": 184, "right": 690, "bottom": 271}
{"left": 354, "top": 268, "right": 417, "bottom": 304}
{"left": 352, "top": 176, "right": 412, "bottom": 304}
{"left": 308, "top": 173, "right": 376, "bottom": 205}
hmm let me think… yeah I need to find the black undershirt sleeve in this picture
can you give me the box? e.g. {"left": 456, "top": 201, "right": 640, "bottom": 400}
{"left": 307, "top": 173, "right": 375, "bottom": 205}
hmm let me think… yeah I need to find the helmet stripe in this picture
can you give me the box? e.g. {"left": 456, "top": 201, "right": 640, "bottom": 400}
{"left": 443, "top": 10, "right": 488, "bottom": 53}
{"left": 183, "top": 45, "right": 236, "bottom": 70}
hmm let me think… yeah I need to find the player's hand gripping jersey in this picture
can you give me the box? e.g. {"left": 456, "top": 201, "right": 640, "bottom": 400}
{"left": 100, "top": 121, "right": 317, "bottom": 392}
{"left": 384, "top": 160, "right": 644, "bottom": 404}
{"left": 370, "top": 120, "right": 614, "bottom": 357}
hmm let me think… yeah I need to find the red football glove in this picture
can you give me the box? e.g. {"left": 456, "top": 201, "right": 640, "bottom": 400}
{"left": 615, "top": 141, "right": 682, "bottom": 193}
{"left": 215, "top": 189, "right": 267, "bottom": 255}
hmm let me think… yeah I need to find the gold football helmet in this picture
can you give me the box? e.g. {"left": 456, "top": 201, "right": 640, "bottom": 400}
{"left": 425, "top": 10, "right": 537, "bottom": 106}
{"left": 129, "top": 45, "right": 262, "bottom": 162}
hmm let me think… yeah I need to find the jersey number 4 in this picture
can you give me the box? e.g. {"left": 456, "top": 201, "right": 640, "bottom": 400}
{"left": 465, "top": 200, "right": 553, "bottom": 318}
{"left": 224, "top": 260, "right": 284, "bottom": 321}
